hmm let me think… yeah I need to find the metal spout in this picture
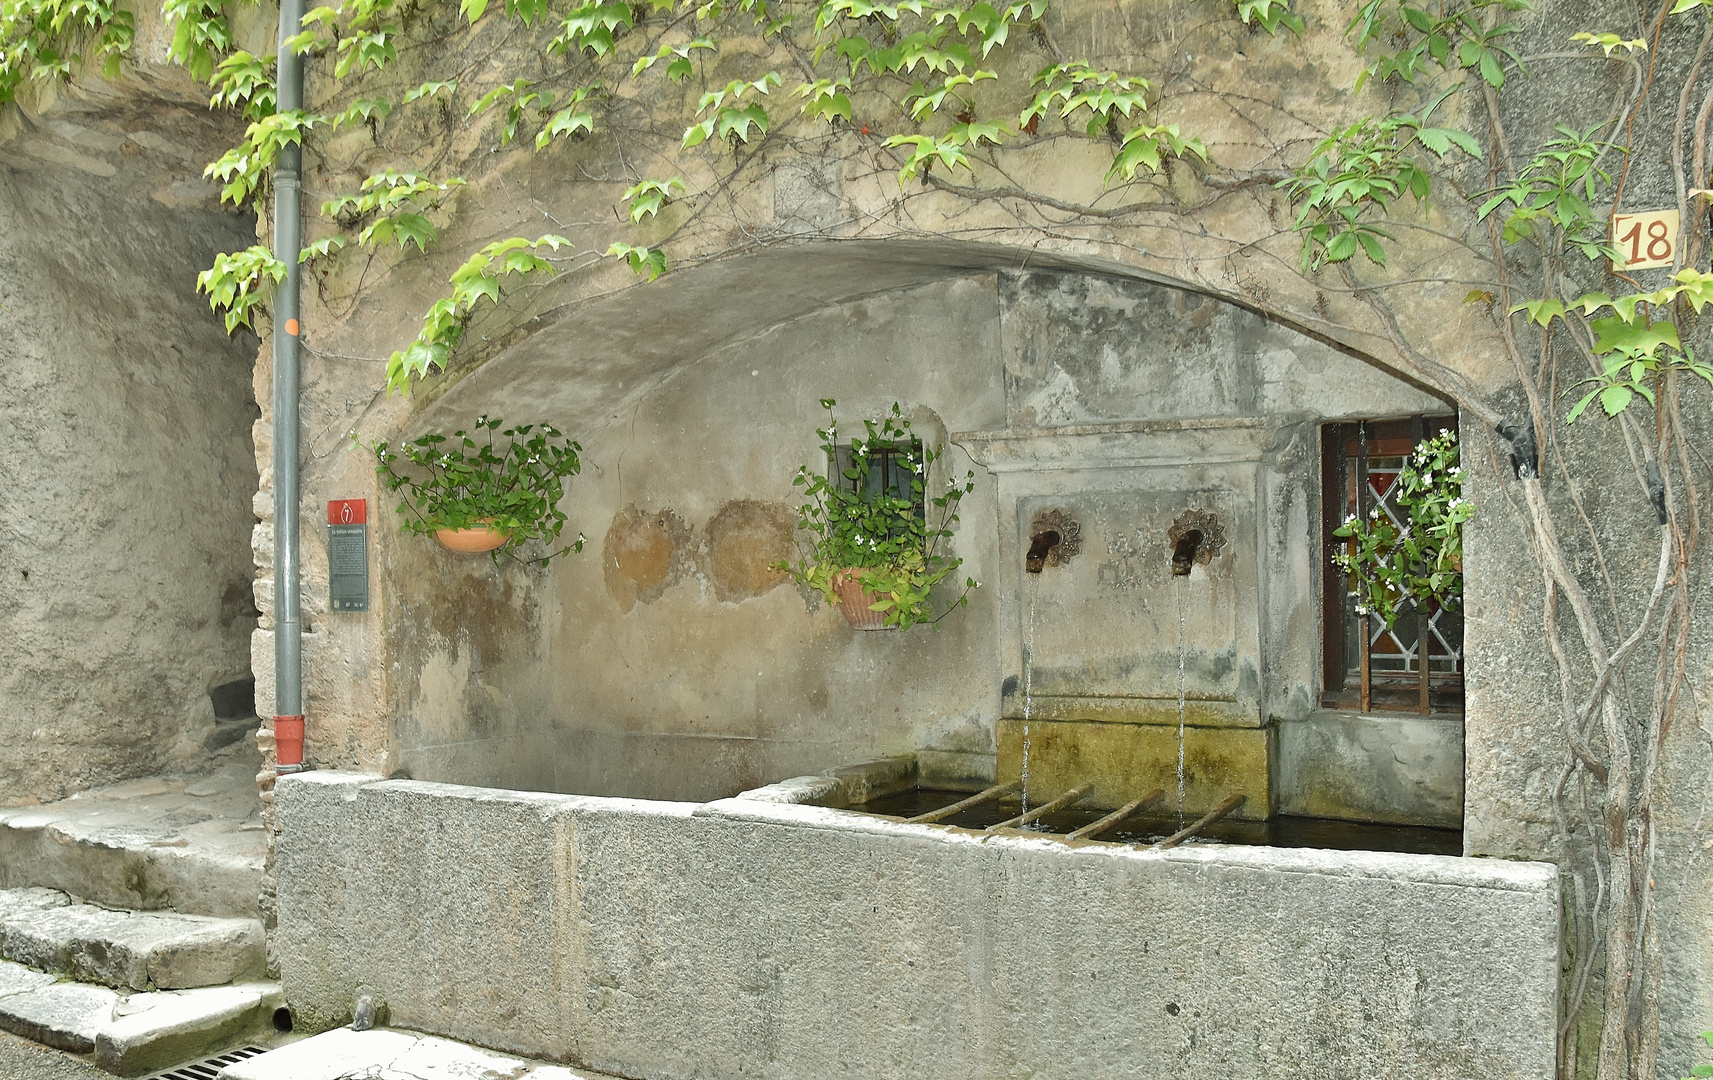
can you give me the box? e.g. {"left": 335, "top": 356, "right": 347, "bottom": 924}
{"left": 1171, "top": 529, "right": 1203, "bottom": 576}
{"left": 1025, "top": 530, "right": 1061, "bottom": 574}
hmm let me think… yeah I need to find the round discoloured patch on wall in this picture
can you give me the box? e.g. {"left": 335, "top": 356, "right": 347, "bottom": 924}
{"left": 704, "top": 500, "right": 794, "bottom": 603}
{"left": 603, "top": 507, "right": 692, "bottom": 612}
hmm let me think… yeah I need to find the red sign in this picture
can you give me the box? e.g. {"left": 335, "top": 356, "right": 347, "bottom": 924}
{"left": 327, "top": 499, "right": 367, "bottom": 525}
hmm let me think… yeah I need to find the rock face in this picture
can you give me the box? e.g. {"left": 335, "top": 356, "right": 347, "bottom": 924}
{"left": 0, "top": 95, "right": 260, "bottom": 804}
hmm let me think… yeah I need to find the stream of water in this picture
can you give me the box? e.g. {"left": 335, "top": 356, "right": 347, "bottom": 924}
{"left": 1175, "top": 574, "right": 1188, "bottom": 830}
{"left": 1020, "top": 574, "right": 1039, "bottom": 817}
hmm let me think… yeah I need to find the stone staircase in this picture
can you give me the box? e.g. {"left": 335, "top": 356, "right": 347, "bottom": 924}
{"left": 0, "top": 758, "right": 283, "bottom": 1076}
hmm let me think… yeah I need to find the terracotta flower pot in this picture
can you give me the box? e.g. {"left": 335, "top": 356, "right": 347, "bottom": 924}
{"left": 434, "top": 521, "right": 509, "bottom": 553}
{"left": 833, "top": 569, "right": 893, "bottom": 631}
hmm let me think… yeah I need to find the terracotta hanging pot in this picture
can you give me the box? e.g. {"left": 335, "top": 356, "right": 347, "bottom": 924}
{"left": 832, "top": 569, "right": 893, "bottom": 631}
{"left": 434, "top": 520, "right": 509, "bottom": 553}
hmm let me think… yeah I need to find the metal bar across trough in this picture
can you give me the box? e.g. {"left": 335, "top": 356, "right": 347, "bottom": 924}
{"left": 1064, "top": 788, "right": 1166, "bottom": 841}
{"left": 1151, "top": 794, "right": 1245, "bottom": 850}
{"left": 989, "top": 784, "right": 1092, "bottom": 831}
{"left": 904, "top": 780, "right": 1022, "bottom": 824}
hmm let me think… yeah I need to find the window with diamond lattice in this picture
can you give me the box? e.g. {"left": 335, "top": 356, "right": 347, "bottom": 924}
{"left": 1320, "top": 416, "right": 1464, "bottom": 715}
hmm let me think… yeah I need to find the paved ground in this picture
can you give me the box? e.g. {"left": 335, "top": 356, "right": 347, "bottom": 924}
{"left": 0, "top": 1029, "right": 108, "bottom": 1080}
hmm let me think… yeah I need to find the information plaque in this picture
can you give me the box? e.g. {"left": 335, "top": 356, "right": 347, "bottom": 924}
{"left": 327, "top": 499, "right": 369, "bottom": 612}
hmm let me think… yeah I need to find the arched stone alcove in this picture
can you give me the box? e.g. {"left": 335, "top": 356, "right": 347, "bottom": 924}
{"left": 374, "top": 242, "right": 1456, "bottom": 819}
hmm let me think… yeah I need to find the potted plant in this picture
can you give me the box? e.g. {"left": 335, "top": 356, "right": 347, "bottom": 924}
{"left": 776, "top": 399, "right": 978, "bottom": 630}
{"left": 369, "top": 415, "right": 586, "bottom": 565}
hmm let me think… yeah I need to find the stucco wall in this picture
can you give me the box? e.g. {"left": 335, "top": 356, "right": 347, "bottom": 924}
{"left": 276, "top": 771, "right": 1562, "bottom": 1080}
{"left": 0, "top": 103, "right": 260, "bottom": 804}
{"left": 369, "top": 268, "right": 1445, "bottom": 805}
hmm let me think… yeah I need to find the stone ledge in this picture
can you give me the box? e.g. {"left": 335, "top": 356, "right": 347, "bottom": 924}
{"left": 277, "top": 772, "right": 1562, "bottom": 1080}
{"left": 0, "top": 889, "right": 264, "bottom": 991}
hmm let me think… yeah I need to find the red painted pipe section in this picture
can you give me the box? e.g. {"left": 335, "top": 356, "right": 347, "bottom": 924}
{"left": 275, "top": 716, "right": 305, "bottom": 766}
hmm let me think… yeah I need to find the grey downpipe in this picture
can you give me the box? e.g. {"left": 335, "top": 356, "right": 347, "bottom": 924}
{"left": 271, "top": 0, "right": 306, "bottom": 770}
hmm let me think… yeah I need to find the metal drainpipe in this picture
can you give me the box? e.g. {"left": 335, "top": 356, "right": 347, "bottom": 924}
{"left": 271, "top": 0, "right": 306, "bottom": 772}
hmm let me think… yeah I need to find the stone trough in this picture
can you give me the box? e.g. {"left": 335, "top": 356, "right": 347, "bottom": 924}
{"left": 275, "top": 770, "right": 1559, "bottom": 1080}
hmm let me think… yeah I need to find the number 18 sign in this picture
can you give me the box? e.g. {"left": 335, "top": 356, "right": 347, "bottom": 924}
{"left": 1611, "top": 209, "right": 1680, "bottom": 271}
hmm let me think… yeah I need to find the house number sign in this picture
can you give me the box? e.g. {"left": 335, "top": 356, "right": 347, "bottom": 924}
{"left": 327, "top": 499, "right": 369, "bottom": 612}
{"left": 1611, "top": 209, "right": 1680, "bottom": 271}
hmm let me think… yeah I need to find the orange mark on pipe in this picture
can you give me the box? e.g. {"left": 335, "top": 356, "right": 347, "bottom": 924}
{"left": 285, "top": 318, "right": 300, "bottom": 336}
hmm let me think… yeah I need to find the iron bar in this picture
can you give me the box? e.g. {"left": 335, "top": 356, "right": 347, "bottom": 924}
{"left": 989, "top": 784, "right": 1092, "bottom": 831}
{"left": 1413, "top": 414, "right": 1431, "bottom": 716}
{"left": 1065, "top": 789, "right": 1166, "bottom": 841}
{"left": 1356, "top": 420, "right": 1372, "bottom": 714}
{"left": 1150, "top": 794, "right": 1246, "bottom": 850}
{"left": 904, "top": 780, "right": 1021, "bottom": 824}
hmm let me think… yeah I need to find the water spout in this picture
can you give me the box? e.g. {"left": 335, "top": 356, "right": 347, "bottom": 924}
{"left": 1171, "top": 529, "right": 1203, "bottom": 576}
{"left": 1025, "top": 530, "right": 1062, "bottom": 574}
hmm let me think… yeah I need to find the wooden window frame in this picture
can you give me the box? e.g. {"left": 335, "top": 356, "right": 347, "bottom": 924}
{"left": 1320, "top": 416, "right": 1464, "bottom": 716}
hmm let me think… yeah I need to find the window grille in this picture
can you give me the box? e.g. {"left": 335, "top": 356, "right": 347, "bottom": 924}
{"left": 833, "top": 440, "right": 925, "bottom": 520}
{"left": 1320, "top": 416, "right": 1464, "bottom": 715}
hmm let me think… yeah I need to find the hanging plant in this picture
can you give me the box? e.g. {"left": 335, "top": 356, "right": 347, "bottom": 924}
{"left": 369, "top": 415, "right": 585, "bottom": 565}
{"left": 774, "top": 399, "right": 977, "bottom": 630}
{"left": 1331, "top": 428, "right": 1472, "bottom": 628}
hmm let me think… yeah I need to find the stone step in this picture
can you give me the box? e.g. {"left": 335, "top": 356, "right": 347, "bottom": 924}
{"left": 218, "top": 1028, "right": 616, "bottom": 1080}
{"left": 0, "top": 771, "right": 266, "bottom": 920}
{"left": 0, "top": 889, "right": 264, "bottom": 991}
{"left": 0, "top": 958, "right": 280, "bottom": 1076}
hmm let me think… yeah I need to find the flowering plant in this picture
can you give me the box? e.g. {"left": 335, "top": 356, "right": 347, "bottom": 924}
{"left": 775, "top": 399, "right": 977, "bottom": 630}
{"left": 369, "top": 415, "right": 584, "bottom": 565}
{"left": 1332, "top": 428, "right": 1471, "bottom": 629}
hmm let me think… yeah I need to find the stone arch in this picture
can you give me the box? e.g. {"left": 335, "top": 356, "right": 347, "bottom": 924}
{"left": 409, "top": 238, "right": 1457, "bottom": 436}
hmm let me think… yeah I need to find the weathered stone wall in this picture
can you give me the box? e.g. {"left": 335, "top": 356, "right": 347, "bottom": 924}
{"left": 276, "top": 771, "right": 1562, "bottom": 1080}
{"left": 7, "top": 0, "right": 1709, "bottom": 1068}
{"left": 0, "top": 87, "right": 260, "bottom": 804}
{"left": 353, "top": 266, "right": 1441, "bottom": 805}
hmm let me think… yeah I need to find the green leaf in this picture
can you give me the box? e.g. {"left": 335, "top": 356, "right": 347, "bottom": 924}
{"left": 1599, "top": 384, "right": 1633, "bottom": 416}
{"left": 1356, "top": 231, "right": 1387, "bottom": 265}
{"left": 607, "top": 242, "right": 668, "bottom": 281}
{"left": 1478, "top": 47, "right": 1503, "bottom": 87}
{"left": 1566, "top": 387, "right": 1600, "bottom": 424}
{"left": 196, "top": 245, "right": 287, "bottom": 334}
{"left": 622, "top": 177, "right": 686, "bottom": 221}
{"left": 392, "top": 213, "right": 437, "bottom": 252}
{"left": 1590, "top": 315, "right": 1679, "bottom": 358}
{"left": 300, "top": 235, "right": 345, "bottom": 262}
{"left": 404, "top": 80, "right": 456, "bottom": 103}
{"left": 1325, "top": 230, "right": 1359, "bottom": 262}
{"left": 535, "top": 106, "right": 594, "bottom": 147}
{"left": 1509, "top": 298, "right": 1566, "bottom": 326}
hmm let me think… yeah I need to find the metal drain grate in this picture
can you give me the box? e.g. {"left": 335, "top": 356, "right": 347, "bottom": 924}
{"left": 142, "top": 1045, "right": 269, "bottom": 1080}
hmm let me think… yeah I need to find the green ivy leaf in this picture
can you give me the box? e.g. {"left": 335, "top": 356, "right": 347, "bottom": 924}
{"left": 607, "top": 242, "right": 668, "bottom": 281}
{"left": 196, "top": 245, "right": 287, "bottom": 334}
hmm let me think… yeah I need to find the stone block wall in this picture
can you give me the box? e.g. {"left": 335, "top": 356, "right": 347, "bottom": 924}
{"left": 275, "top": 771, "right": 1561, "bottom": 1080}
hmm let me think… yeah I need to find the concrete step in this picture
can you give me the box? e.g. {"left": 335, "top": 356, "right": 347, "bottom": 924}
{"left": 0, "top": 889, "right": 264, "bottom": 991}
{"left": 218, "top": 1028, "right": 615, "bottom": 1080}
{"left": 0, "top": 765, "right": 266, "bottom": 920}
{"left": 0, "top": 959, "right": 279, "bottom": 1076}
